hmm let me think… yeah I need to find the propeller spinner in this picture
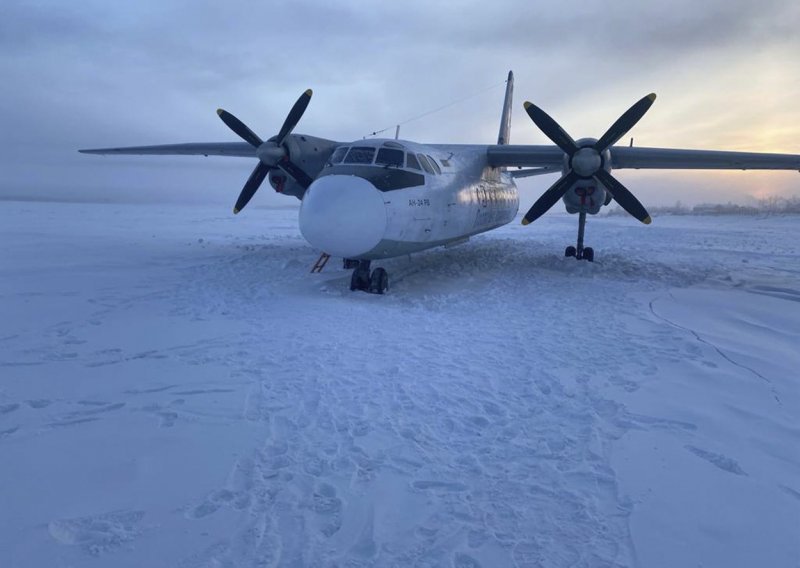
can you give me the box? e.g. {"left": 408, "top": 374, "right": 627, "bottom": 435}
{"left": 521, "top": 94, "right": 655, "bottom": 225}
{"left": 217, "top": 89, "right": 314, "bottom": 214}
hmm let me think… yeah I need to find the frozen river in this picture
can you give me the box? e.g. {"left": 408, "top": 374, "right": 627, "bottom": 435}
{"left": 1, "top": 201, "right": 798, "bottom": 567}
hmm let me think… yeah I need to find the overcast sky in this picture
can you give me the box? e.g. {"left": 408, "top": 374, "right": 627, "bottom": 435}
{"left": 2, "top": 0, "right": 799, "bottom": 207}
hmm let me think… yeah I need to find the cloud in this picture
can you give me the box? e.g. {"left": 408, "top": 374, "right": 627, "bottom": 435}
{"left": 1, "top": 0, "right": 798, "bottom": 205}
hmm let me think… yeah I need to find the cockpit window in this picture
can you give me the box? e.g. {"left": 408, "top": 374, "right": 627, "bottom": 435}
{"left": 417, "top": 153, "right": 435, "bottom": 175}
{"left": 343, "top": 146, "right": 376, "bottom": 164}
{"left": 328, "top": 146, "right": 348, "bottom": 165}
{"left": 375, "top": 148, "right": 404, "bottom": 168}
{"left": 426, "top": 155, "right": 442, "bottom": 175}
{"left": 406, "top": 153, "right": 421, "bottom": 171}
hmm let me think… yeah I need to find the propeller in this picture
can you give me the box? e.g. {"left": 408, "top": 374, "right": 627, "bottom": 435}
{"left": 217, "top": 89, "right": 314, "bottom": 214}
{"left": 521, "top": 93, "right": 655, "bottom": 226}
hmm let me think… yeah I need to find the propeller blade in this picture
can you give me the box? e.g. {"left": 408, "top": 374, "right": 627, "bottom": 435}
{"left": 277, "top": 159, "right": 314, "bottom": 189}
{"left": 217, "top": 109, "right": 263, "bottom": 148}
{"left": 594, "top": 169, "right": 651, "bottom": 224}
{"left": 521, "top": 170, "right": 580, "bottom": 225}
{"left": 233, "top": 162, "right": 271, "bottom": 214}
{"left": 276, "top": 89, "right": 313, "bottom": 144}
{"left": 594, "top": 93, "right": 656, "bottom": 152}
{"left": 523, "top": 101, "right": 579, "bottom": 156}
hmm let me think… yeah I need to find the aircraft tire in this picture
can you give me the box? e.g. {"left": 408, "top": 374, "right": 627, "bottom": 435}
{"left": 369, "top": 267, "right": 389, "bottom": 294}
{"left": 350, "top": 267, "right": 369, "bottom": 291}
{"left": 565, "top": 246, "right": 577, "bottom": 258}
{"left": 583, "top": 247, "right": 594, "bottom": 262}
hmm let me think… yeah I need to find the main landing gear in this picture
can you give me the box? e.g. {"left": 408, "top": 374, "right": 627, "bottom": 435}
{"left": 565, "top": 211, "right": 594, "bottom": 262}
{"left": 349, "top": 260, "right": 389, "bottom": 294}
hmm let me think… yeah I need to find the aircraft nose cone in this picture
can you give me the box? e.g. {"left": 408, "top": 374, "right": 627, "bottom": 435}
{"left": 299, "top": 175, "right": 387, "bottom": 258}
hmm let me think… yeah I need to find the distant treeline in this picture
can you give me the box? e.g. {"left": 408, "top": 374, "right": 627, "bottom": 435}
{"left": 605, "top": 195, "right": 800, "bottom": 217}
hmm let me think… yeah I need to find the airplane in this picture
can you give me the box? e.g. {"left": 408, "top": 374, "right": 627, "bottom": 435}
{"left": 81, "top": 71, "right": 800, "bottom": 294}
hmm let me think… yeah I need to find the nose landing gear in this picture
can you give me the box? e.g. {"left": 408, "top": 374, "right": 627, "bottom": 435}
{"left": 349, "top": 260, "right": 389, "bottom": 294}
{"left": 565, "top": 211, "right": 594, "bottom": 262}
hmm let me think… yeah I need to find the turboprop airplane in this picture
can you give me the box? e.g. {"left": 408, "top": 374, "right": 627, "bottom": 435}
{"left": 81, "top": 71, "right": 800, "bottom": 294}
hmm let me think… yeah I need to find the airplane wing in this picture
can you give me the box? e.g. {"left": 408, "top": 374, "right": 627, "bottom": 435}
{"left": 510, "top": 167, "right": 561, "bottom": 178}
{"left": 488, "top": 144, "right": 800, "bottom": 171}
{"left": 610, "top": 146, "right": 800, "bottom": 170}
{"left": 487, "top": 145, "right": 564, "bottom": 168}
{"left": 78, "top": 142, "right": 256, "bottom": 157}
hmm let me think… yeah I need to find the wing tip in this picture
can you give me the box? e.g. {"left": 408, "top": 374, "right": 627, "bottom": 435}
{"left": 643, "top": 215, "right": 652, "bottom": 225}
{"left": 521, "top": 217, "right": 531, "bottom": 226}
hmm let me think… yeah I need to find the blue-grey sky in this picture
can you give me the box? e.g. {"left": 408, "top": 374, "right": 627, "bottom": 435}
{"left": 2, "top": 0, "right": 799, "bottom": 206}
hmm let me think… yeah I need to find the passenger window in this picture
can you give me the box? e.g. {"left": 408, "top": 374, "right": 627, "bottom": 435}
{"left": 406, "top": 153, "right": 421, "bottom": 170}
{"left": 328, "top": 146, "right": 348, "bottom": 165}
{"left": 426, "top": 155, "right": 441, "bottom": 175}
{"left": 375, "top": 148, "right": 404, "bottom": 167}
{"left": 343, "top": 147, "right": 376, "bottom": 164}
{"left": 417, "top": 153, "right": 435, "bottom": 175}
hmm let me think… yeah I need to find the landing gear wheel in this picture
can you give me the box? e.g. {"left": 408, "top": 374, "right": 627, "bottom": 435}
{"left": 565, "top": 211, "right": 593, "bottom": 261}
{"left": 350, "top": 263, "right": 371, "bottom": 291}
{"left": 368, "top": 267, "right": 389, "bottom": 294}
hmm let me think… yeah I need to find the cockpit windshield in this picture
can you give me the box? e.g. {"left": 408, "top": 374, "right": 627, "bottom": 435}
{"left": 320, "top": 143, "right": 432, "bottom": 191}
{"left": 329, "top": 146, "right": 348, "bottom": 165}
{"left": 343, "top": 147, "right": 375, "bottom": 164}
{"left": 326, "top": 143, "right": 441, "bottom": 176}
{"left": 375, "top": 148, "right": 404, "bottom": 168}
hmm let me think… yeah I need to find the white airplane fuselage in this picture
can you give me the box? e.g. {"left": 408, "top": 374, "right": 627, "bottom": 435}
{"left": 299, "top": 140, "right": 519, "bottom": 260}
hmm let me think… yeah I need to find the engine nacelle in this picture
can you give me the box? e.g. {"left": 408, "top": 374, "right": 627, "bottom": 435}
{"left": 563, "top": 181, "right": 607, "bottom": 214}
{"left": 271, "top": 134, "right": 340, "bottom": 199}
{"left": 267, "top": 169, "right": 300, "bottom": 197}
{"left": 561, "top": 137, "right": 612, "bottom": 214}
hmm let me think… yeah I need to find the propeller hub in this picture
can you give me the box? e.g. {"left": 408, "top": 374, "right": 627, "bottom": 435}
{"left": 256, "top": 143, "right": 286, "bottom": 166}
{"left": 570, "top": 147, "right": 602, "bottom": 178}
{"left": 217, "top": 88, "right": 314, "bottom": 214}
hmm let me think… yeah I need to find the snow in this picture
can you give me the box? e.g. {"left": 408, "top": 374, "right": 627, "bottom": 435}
{"left": 1, "top": 201, "right": 798, "bottom": 567}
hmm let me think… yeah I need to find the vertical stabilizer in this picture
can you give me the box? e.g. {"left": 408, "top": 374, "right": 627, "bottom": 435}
{"left": 497, "top": 71, "right": 514, "bottom": 145}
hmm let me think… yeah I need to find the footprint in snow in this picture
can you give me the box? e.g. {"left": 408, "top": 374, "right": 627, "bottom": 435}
{"left": 69, "top": 402, "right": 125, "bottom": 417}
{"left": 48, "top": 509, "right": 145, "bottom": 556}
{"left": 186, "top": 489, "right": 238, "bottom": 519}
{"left": 312, "top": 483, "right": 342, "bottom": 537}
{"left": 1, "top": 426, "right": 20, "bottom": 438}
{"left": 48, "top": 417, "right": 99, "bottom": 428}
{"left": 685, "top": 445, "right": 746, "bottom": 475}
{"left": 412, "top": 480, "right": 469, "bottom": 492}
{"left": 123, "top": 385, "right": 176, "bottom": 395}
{"left": 0, "top": 403, "right": 20, "bottom": 415}
{"left": 453, "top": 551, "right": 483, "bottom": 567}
{"left": 171, "top": 388, "right": 235, "bottom": 396}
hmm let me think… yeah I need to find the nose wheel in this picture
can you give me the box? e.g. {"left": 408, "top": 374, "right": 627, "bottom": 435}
{"left": 565, "top": 211, "right": 594, "bottom": 262}
{"left": 349, "top": 260, "right": 389, "bottom": 294}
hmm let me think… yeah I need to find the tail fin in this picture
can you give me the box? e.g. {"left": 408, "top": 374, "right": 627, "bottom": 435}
{"left": 497, "top": 71, "right": 514, "bottom": 145}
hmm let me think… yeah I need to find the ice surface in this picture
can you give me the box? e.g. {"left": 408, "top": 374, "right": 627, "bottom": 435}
{"left": 1, "top": 201, "right": 798, "bottom": 567}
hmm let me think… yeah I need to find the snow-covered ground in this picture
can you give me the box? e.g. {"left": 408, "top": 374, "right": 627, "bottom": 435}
{"left": 1, "top": 201, "right": 798, "bottom": 568}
